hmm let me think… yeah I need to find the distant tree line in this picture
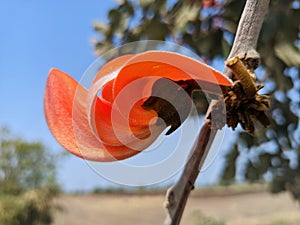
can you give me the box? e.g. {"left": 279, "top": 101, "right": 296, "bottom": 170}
{"left": 0, "top": 127, "right": 60, "bottom": 225}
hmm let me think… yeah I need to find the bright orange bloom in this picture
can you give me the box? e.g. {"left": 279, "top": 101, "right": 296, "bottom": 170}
{"left": 202, "top": 0, "right": 215, "bottom": 8}
{"left": 44, "top": 51, "right": 232, "bottom": 162}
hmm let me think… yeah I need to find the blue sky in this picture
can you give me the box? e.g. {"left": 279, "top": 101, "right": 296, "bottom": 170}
{"left": 0, "top": 0, "right": 235, "bottom": 192}
{"left": 0, "top": 0, "right": 119, "bottom": 191}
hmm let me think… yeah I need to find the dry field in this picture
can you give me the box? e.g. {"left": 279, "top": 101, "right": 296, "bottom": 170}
{"left": 53, "top": 188, "right": 300, "bottom": 225}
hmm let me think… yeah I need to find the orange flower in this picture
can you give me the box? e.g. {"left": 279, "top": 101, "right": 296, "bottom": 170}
{"left": 202, "top": 0, "right": 215, "bottom": 8}
{"left": 44, "top": 51, "right": 232, "bottom": 162}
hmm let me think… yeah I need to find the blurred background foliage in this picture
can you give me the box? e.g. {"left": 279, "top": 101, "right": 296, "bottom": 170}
{"left": 93, "top": 0, "right": 300, "bottom": 201}
{"left": 0, "top": 127, "right": 60, "bottom": 225}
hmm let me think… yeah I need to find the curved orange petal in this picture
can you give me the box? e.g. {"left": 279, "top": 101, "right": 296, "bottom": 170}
{"left": 87, "top": 76, "right": 161, "bottom": 148}
{"left": 92, "top": 95, "right": 160, "bottom": 147}
{"left": 45, "top": 51, "right": 232, "bottom": 162}
{"left": 44, "top": 68, "right": 141, "bottom": 161}
{"left": 101, "top": 79, "right": 114, "bottom": 103}
{"left": 113, "top": 51, "right": 232, "bottom": 98}
{"left": 113, "top": 61, "right": 188, "bottom": 98}
{"left": 87, "top": 56, "right": 162, "bottom": 146}
{"left": 93, "top": 54, "right": 135, "bottom": 85}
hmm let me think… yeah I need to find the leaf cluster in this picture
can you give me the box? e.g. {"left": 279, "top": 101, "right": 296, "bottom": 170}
{"left": 0, "top": 127, "right": 61, "bottom": 225}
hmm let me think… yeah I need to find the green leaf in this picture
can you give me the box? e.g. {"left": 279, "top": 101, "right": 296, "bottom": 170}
{"left": 173, "top": 4, "right": 200, "bottom": 32}
{"left": 275, "top": 42, "right": 300, "bottom": 67}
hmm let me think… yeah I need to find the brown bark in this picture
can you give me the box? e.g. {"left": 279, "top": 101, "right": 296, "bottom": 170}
{"left": 163, "top": 0, "right": 270, "bottom": 224}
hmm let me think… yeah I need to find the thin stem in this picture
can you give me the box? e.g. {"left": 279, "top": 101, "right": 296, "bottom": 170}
{"left": 225, "top": 0, "right": 270, "bottom": 76}
{"left": 164, "top": 119, "right": 217, "bottom": 225}
{"left": 228, "top": 0, "right": 270, "bottom": 59}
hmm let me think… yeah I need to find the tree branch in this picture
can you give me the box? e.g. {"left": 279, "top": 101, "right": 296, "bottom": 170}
{"left": 163, "top": 0, "right": 270, "bottom": 224}
{"left": 163, "top": 109, "right": 217, "bottom": 225}
{"left": 225, "top": 0, "right": 271, "bottom": 76}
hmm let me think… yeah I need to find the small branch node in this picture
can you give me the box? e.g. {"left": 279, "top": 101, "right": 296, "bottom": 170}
{"left": 226, "top": 56, "right": 257, "bottom": 98}
{"left": 164, "top": 187, "right": 176, "bottom": 209}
